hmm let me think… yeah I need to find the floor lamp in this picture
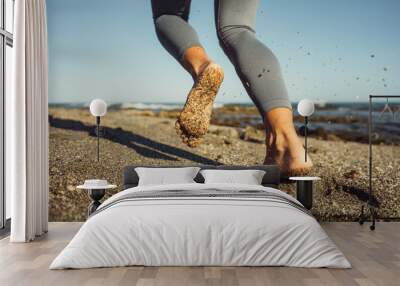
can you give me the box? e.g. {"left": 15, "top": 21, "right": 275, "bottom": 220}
{"left": 359, "top": 94, "right": 400, "bottom": 231}
{"left": 297, "top": 99, "right": 315, "bottom": 162}
{"left": 89, "top": 99, "right": 107, "bottom": 162}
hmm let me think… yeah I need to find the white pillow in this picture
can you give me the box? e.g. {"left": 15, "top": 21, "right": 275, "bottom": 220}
{"left": 135, "top": 167, "right": 201, "bottom": 186}
{"left": 200, "top": 169, "right": 266, "bottom": 185}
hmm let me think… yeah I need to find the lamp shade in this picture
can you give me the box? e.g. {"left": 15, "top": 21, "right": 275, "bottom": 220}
{"left": 90, "top": 99, "right": 107, "bottom": 117}
{"left": 297, "top": 99, "right": 315, "bottom": 117}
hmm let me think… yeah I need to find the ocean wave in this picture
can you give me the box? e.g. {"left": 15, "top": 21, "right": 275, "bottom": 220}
{"left": 118, "top": 102, "right": 225, "bottom": 110}
{"left": 120, "top": 103, "right": 182, "bottom": 110}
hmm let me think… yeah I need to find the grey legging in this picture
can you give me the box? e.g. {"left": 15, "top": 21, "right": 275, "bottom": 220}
{"left": 151, "top": 0, "right": 291, "bottom": 115}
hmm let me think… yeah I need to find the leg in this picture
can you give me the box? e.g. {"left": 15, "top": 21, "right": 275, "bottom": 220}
{"left": 182, "top": 46, "right": 215, "bottom": 80}
{"left": 152, "top": 0, "right": 224, "bottom": 147}
{"left": 152, "top": 0, "right": 203, "bottom": 75}
{"left": 215, "top": 0, "right": 312, "bottom": 174}
{"left": 264, "top": 108, "right": 312, "bottom": 175}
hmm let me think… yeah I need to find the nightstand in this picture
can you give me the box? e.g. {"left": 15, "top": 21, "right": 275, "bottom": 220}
{"left": 77, "top": 180, "right": 117, "bottom": 217}
{"left": 289, "top": 177, "right": 321, "bottom": 210}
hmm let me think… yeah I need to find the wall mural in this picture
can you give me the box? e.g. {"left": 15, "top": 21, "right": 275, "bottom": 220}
{"left": 47, "top": 0, "right": 400, "bottom": 221}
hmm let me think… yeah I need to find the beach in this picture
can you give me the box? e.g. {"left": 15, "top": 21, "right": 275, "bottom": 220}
{"left": 49, "top": 106, "right": 400, "bottom": 222}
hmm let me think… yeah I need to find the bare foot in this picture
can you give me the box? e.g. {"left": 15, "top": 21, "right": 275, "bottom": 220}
{"left": 264, "top": 131, "right": 313, "bottom": 176}
{"left": 176, "top": 62, "right": 224, "bottom": 147}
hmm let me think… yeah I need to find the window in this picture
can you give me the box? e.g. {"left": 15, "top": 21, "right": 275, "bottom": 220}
{"left": 0, "top": 0, "right": 13, "bottom": 232}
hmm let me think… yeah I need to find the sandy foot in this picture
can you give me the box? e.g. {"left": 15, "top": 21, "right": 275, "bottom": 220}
{"left": 176, "top": 63, "right": 224, "bottom": 147}
{"left": 264, "top": 133, "right": 314, "bottom": 177}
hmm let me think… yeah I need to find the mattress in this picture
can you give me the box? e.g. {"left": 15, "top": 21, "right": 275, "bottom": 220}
{"left": 50, "top": 183, "right": 351, "bottom": 269}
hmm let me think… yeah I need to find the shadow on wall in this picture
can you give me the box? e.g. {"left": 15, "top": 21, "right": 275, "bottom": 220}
{"left": 48, "top": 116, "right": 220, "bottom": 165}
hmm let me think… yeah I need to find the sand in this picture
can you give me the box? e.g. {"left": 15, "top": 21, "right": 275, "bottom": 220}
{"left": 49, "top": 107, "right": 400, "bottom": 222}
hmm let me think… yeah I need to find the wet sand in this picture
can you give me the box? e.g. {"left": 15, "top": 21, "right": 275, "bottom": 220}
{"left": 49, "top": 107, "right": 400, "bottom": 222}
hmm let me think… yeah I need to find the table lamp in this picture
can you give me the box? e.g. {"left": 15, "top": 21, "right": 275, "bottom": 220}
{"left": 297, "top": 99, "right": 315, "bottom": 162}
{"left": 89, "top": 99, "right": 107, "bottom": 162}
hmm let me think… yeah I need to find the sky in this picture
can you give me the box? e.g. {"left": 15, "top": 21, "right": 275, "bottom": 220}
{"left": 47, "top": 0, "right": 400, "bottom": 104}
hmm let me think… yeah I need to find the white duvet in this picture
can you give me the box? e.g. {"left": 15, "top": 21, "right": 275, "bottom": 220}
{"left": 50, "top": 183, "right": 351, "bottom": 269}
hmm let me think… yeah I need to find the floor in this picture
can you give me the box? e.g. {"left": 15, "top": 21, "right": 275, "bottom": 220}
{"left": 0, "top": 219, "right": 11, "bottom": 239}
{"left": 0, "top": 222, "right": 399, "bottom": 286}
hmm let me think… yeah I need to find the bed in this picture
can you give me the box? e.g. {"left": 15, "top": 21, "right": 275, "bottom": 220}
{"left": 50, "top": 165, "right": 350, "bottom": 269}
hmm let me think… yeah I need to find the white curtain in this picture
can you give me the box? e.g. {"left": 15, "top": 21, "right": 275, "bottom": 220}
{"left": 9, "top": 0, "right": 49, "bottom": 242}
